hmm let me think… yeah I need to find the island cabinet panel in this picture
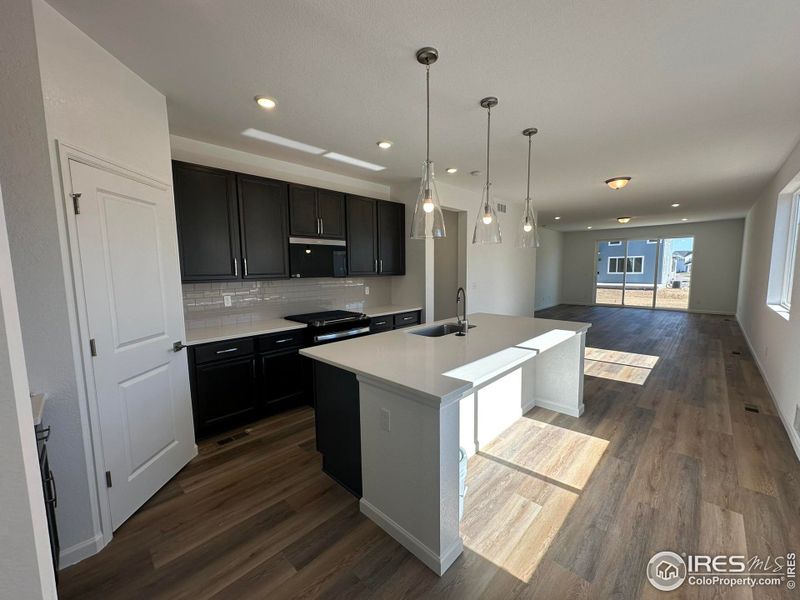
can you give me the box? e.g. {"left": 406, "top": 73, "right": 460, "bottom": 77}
{"left": 173, "top": 161, "right": 240, "bottom": 281}
{"left": 377, "top": 200, "right": 405, "bottom": 275}
{"left": 289, "top": 184, "right": 346, "bottom": 240}
{"left": 237, "top": 174, "right": 290, "bottom": 279}
{"left": 346, "top": 195, "right": 378, "bottom": 275}
{"left": 313, "top": 361, "right": 362, "bottom": 497}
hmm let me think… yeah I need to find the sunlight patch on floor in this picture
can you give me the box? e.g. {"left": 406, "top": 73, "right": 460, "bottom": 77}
{"left": 460, "top": 418, "right": 607, "bottom": 580}
{"left": 584, "top": 347, "right": 659, "bottom": 385}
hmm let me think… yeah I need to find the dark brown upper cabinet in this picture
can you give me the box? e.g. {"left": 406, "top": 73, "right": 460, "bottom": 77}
{"left": 346, "top": 195, "right": 378, "bottom": 275}
{"left": 173, "top": 161, "right": 241, "bottom": 281}
{"left": 346, "top": 196, "right": 406, "bottom": 276}
{"left": 377, "top": 200, "right": 405, "bottom": 275}
{"left": 289, "top": 184, "right": 345, "bottom": 240}
{"left": 237, "top": 174, "right": 290, "bottom": 279}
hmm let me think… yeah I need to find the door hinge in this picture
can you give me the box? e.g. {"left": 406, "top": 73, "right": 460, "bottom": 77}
{"left": 105, "top": 470, "right": 112, "bottom": 488}
{"left": 89, "top": 338, "right": 97, "bottom": 357}
{"left": 71, "top": 192, "right": 81, "bottom": 215}
{"left": 172, "top": 341, "right": 186, "bottom": 352}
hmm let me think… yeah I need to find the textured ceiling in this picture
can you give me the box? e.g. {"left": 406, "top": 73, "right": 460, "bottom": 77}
{"left": 46, "top": 0, "right": 800, "bottom": 230}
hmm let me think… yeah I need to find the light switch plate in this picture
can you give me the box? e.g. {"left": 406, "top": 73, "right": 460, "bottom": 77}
{"left": 223, "top": 294, "right": 232, "bottom": 307}
{"left": 380, "top": 408, "right": 391, "bottom": 432}
{"left": 365, "top": 286, "right": 370, "bottom": 296}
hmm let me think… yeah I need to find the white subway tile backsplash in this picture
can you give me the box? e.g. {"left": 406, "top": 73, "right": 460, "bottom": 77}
{"left": 183, "top": 277, "right": 393, "bottom": 329}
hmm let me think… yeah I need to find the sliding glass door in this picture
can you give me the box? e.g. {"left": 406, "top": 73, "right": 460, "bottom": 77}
{"left": 595, "top": 236, "right": 693, "bottom": 310}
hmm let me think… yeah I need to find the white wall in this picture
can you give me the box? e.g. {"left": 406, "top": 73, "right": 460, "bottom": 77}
{"left": 560, "top": 219, "right": 745, "bottom": 314}
{"left": 392, "top": 179, "right": 537, "bottom": 321}
{"left": 737, "top": 136, "right": 800, "bottom": 460}
{"left": 0, "top": 38, "right": 57, "bottom": 589}
{"left": 0, "top": 0, "right": 178, "bottom": 565}
{"left": 535, "top": 227, "right": 563, "bottom": 310}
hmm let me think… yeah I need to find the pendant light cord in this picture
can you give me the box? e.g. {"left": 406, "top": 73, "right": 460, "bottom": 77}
{"left": 485, "top": 106, "right": 491, "bottom": 191}
{"left": 526, "top": 133, "right": 532, "bottom": 202}
{"left": 426, "top": 64, "right": 430, "bottom": 165}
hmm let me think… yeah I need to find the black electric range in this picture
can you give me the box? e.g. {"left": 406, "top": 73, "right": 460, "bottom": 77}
{"left": 285, "top": 310, "right": 371, "bottom": 345}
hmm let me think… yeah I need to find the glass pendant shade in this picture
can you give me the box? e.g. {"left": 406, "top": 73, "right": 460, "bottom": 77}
{"left": 473, "top": 182, "right": 502, "bottom": 244}
{"left": 411, "top": 160, "right": 446, "bottom": 238}
{"left": 519, "top": 198, "right": 540, "bottom": 248}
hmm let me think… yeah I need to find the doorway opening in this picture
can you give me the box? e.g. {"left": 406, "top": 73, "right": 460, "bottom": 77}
{"left": 594, "top": 236, "right": 693, "bottom": 310}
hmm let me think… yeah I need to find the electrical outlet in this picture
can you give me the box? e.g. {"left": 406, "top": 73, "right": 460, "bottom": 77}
{"left": 223, "top": 294, "right": 232, "bottom": 308}
{"left": 380, "top": 408, "right": 391, "bottom": 432}
{"left": 794, "top": 405, "right": 800, "bottom": 436}
{"left": 365, "top": 286, "right": 370, "bottom": 296}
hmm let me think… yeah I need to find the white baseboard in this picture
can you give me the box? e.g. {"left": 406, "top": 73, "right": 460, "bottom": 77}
{"left": 59, "top": 531, "right": 105, "bottom": 568}
{"left": 688, "top": 308, "right": 736, "bottom": 315}
{"left": 534, "top": 397, "right": 584, "bottom": 417}
{"left": 359, "top": 498, "right": 463, "bottom": 575}
{"left": 736, "top": 317, "right": 800, "bottom": 463}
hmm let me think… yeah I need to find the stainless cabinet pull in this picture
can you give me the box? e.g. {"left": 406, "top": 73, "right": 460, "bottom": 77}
{"left": 316, "top": 217, "right": 321, "bottom": 235}
{"left": 274, "top": 338, "right": 293, "bottom": 344}
{"left": 216, "top": 347, "right": 238, "bottom": 354}
{"left": 379, "top": 259, "right": 383, "bottom": 273}
{"left": 243, "top": 257, "right": 248, "bottom": 277}
{"left": 320, "top": 218, "right": 324, "bottom": 235}
{"left": 375, "top": 320, "right": 386, "bottom": 326}
{"left": 403, "top": 316, "right": 414, "bottom": 321}
{"left": 374, "top": 259, "right": 378, "bottom": 272}
{"left": 233, "top": 258, "right": 238, "bottom": 277}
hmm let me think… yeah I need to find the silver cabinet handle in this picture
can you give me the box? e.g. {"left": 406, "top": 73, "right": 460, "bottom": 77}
{"left": 274, "top": 338, "right": 293, "bottom": 344}
{"left": 243, "top": 257, "right": 248, "bottom": 277}
{"left": 316, "top": 217, "right": 321, "bottom": 236}
{"left": 216, "top": 347, "right": 238, "bottom": 354}
{"left": 403, "top": 316, "right": 414, "bottom": 321}
{"left": 379, "top": 259, "right": 383, "bottom": 273}
{"left": 320, "top": 218, "right": 324, "bottom": 235}
{"left": 233, "top": 258, "right": 238, "bottom": 277}
{"left": 375, "top": 320, "right": 386, "bottom": 326}
{"left": 374, "top": 259, "right": 378, "bottom": 272}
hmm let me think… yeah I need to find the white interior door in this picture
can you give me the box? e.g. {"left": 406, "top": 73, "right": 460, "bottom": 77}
{"left": 68, "top": 159, "right": 195, "bottom": 530}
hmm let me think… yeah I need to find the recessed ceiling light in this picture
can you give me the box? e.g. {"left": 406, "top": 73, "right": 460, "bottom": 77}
{"left": 554, "top": 216, "right": 561, "bottom": 220}
{"left": 242, "top": 128, "right": 325, "bottom": 155}
{"left": 323, "top": 152, "right": 386, "bottom": 172}
{"left": 377, "top": 141, "right": 392, "bottom": 150}
{"left": 681, "top": 218, "right": 689, "bottom": 221}
{"left": 671, "top": 203, "right": 680, "bottom": 207}
{"left": 605, "top": 177, "right": 631, "bottom": 190}
{"left": 254, "top": 96, "right": 276, "bottom": 109}
{"left": 587, "top": 226, "right": 593, "bottom": 230}
{"left": 617, "top": 216, "right": 632, "bottom": 224}
{"left": 446, "top": 167, "right": 458, "bottom": 174}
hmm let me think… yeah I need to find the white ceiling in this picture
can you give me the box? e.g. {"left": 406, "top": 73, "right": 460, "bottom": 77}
{"left": 46, "top": 0, "right": 800, "bottom": 231}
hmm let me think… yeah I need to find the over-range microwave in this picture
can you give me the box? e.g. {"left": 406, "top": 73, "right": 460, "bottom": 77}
{"left": 289, "top": 238, "right": 347, "bottom": 278}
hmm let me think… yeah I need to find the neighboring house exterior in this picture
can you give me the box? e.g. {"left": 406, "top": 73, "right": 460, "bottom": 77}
{"left": 596, "top": 239, "right": 690, "bottom": 287}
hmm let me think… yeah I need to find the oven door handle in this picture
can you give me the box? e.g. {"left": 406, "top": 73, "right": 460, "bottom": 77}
{"left": 314, "top": 326, "right": 371, "bottom": 343}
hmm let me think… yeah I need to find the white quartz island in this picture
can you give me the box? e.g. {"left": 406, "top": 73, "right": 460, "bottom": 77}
{"left": 301, "top": 313, "right": 591, "bottom": 575}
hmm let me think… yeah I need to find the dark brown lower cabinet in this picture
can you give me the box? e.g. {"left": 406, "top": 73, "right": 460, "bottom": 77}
{"left": 260, "top": 349, "right": 307, "bottom": 415}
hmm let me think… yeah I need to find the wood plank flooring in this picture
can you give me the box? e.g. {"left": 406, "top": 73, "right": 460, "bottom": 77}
{"left": 58, "top": 306, "right": 800, "bottom": 599}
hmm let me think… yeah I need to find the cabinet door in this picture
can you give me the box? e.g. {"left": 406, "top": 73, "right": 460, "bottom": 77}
{"left": 261, "top": 350, "right": 306, "bottom": 413}
{"left": 346, "top": 195, "right": 378, "bottom": 275}
{"left": 377, "top": 201, "right": 405, "bottom": 275}
{"left": 238, "top": 175, "right": 289, "bottom": 279}
{"left": 288, "top": 184, "right": 319, "bottom": 237}
{"left": 193, "top": 356, "right": 257, "bottom": 433}
{"left": 317, "top": 190, "right": 346, "bottom": 239}
{"left": 173, "top": 161, "right": 240, "bottom": 281}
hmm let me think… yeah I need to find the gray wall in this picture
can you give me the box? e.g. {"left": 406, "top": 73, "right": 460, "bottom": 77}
{"left": 535, "top": 227, "right": 563, "bottom": 310}
{"left": 560, "top": 218, "right": 745, "bottom": 314}
{"left": 434, "top": 209, "right": 461, "bottom": 320}
{"left": 737, "top": 134, "right": 800, "bottom": 460}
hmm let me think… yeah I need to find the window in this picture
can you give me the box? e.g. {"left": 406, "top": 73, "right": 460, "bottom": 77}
{"left": 608, "top": 256, "right": 644, "bottom": 274}
{"left": 608, "top": 241, "right": 622, "bottom": 246}
{"left": 780, "top": 192, "right": 800, "bottom": 310}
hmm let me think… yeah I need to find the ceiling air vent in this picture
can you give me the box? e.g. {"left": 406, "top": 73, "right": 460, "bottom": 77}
{"left": 497, "top": 203, "right": 507, "bottom": 213}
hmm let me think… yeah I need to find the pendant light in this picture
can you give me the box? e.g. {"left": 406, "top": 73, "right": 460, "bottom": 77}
{"left": 473, "top": 97, "right": 502, "bottom": 244}
{"left": 410, "top": 47, "right": 446, "bottom": 239}
{"left": 519, "top": 127, "right": 540, "bottom": 248}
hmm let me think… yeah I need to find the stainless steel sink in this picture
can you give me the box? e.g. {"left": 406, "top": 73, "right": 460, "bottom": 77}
{"left": 410, "top": 323, "right": 476, "bottom": 337}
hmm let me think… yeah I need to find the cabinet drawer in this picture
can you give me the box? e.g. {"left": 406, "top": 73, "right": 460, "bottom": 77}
{"left": 369, "top": 316, "right": 393, "bottom": 333}
{"left": 393, "top": 311, "right": 420, "bottom": 328}
{"left": 257, "top": 330, "right": 305, "bottom": 353}
{"left": 194, "top": 338, "right": 254, "bottom": 364}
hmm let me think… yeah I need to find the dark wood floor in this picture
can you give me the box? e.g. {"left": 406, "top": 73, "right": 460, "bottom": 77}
{"left": 58, "top": 306, "right": 800, "bottom": 599}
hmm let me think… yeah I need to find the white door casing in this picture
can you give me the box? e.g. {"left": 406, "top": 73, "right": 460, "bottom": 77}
{"left": 68, "top": 158, "right": 195, "bottom": 530}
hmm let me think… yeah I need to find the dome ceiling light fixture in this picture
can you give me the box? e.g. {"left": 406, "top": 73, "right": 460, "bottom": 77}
{"left": 617, "top": 216, "right": 632, "bottom": 224}
{"left": 377, "top": 140, "right": 392, "bottom": 149}
{"left": 473, "top": 97, "right": 502, "bottom": 245}
{"left": 519, "top": 127, "right": 540, "bottom": 248}
{"left": 410, "top": 47, "right": 446, "bottom": 239}
{"left": 255, "top": 96, "right": 277, "bottom": 109}
{"left": 605, "top": 176, "right": 632, "bottom": 190}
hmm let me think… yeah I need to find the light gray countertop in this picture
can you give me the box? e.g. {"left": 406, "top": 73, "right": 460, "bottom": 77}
{"left": 185, "top": 305, "right": 423, "bottom": 346}
{"left": 301, "top": 313, "right": 591, "bottom": 404}
{"left": 30, "top": 393, "right": 46, "bottom": 427}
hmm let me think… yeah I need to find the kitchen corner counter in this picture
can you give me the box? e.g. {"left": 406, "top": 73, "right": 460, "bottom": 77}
{"left": 185, "top": 318, "right": 306, "bottom": 346}
{"left": 363, "top": 305, "right": 423, "bottom": 318}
